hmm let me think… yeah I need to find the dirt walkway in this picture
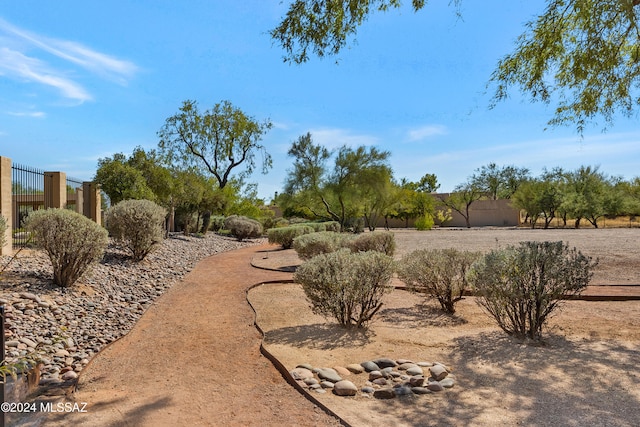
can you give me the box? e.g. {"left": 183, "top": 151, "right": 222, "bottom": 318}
{"left": 21, "top": 244, "right": 342, "bottom": 427}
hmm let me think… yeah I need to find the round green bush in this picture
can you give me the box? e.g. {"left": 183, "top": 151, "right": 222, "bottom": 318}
{"left": 25, "top": 209, "right": 108, "bottom": 287}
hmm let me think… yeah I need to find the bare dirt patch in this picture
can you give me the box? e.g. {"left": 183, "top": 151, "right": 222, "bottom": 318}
{"left": 249, "top": 228, "right": 640, "bottom": 426}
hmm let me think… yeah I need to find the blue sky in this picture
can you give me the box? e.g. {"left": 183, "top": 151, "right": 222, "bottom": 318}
{"left": 1, "top": 1, "right": 639, "bottom": 200}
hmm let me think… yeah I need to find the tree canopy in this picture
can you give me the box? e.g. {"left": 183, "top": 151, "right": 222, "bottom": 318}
{"left": 271, "top": 0, "right": 640, "bottom": 132}
{"left": 280, "top": 132, "right": 393, "bottom": 229}
{"left": 157, "top": 100, "right": 273, "bottom": 189}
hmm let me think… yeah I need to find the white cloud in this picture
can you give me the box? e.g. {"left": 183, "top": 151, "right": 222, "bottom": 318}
{"left": 406, "top": 125, "right": 448, "bottom": 141}
{"left": 309, "top": 128, "right": 379, "bottom": 150}
{"left": 7, "top": 110, "right": 46, "bottom": 118}
{"left": 0, "top": 47, "right": 92, "bottom": 102}
{"left": 0, "top": 18, "right": 138, "bottom": 102}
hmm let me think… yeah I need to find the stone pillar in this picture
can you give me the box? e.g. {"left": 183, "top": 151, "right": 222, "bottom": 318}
{"left": 44, "top": 172, "right": 67, "bottom": 209}
{"left": 0, "top": 157, "right": 12, "bottom": 255}
{"left": 83, "top": 182, "right": 101, "bottom": 226}
{"left": 75, "top": 187, "right": 84, "bottom": 215}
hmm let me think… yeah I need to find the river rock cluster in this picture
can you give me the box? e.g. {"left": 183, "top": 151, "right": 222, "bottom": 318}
{"left": 291, "top": 357, "right": 454, "bottom": 399}
{"left": 0, "top": 233, "right": 261, "bottom": 389}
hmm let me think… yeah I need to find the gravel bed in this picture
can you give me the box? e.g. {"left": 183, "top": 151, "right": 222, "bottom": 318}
{"left": 0, "top": 233, "right": 263, "bottom": 387}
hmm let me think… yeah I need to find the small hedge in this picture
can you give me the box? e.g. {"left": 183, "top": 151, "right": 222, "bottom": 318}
{"left": 105, "top": 199, "right": 167, "bottom": 261}
{"left": 268, "top": 225, "right": 314, "bottom": 249}
{"left": 224, "top": 215, "right": 263, "bottom": 241}
{"left": 292, "top": 231, "right": 351, "bottom": 260}
{"left": 346, "top": 231, "right": 396, "bottom": 256}
{"left": 25, "top": 209, "right": 108, "bottom": 287}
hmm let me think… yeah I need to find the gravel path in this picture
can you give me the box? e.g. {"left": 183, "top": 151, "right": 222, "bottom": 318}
{"left": 0, "top": 234, "right": 263, "bottom": 390}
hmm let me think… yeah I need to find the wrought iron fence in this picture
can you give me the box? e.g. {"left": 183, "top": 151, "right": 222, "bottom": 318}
{"left": 12, "top": 164, "right": 47, "bottom": 247}
{"left": 66, "top": 176, "right": 84, "bottom": 213}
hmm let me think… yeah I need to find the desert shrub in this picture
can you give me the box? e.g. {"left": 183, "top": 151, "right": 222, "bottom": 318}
{"left": 346, "top": 231, "right": 396, "bottom": 256}
{"left": 292, "top": 231, "right": 352, "bottom": 260}
{"left": 296, "top": 222, "right": 327, "bottom": 232}
{"left": 294, "top": 249, "right": 395, "bottom": 328}
{"left": 105, "top": 199, "right": 167, "bottom": 261}
{"left": 209, "top": 216, "right": 226, "bottom": 232}
{"left": 25, "top": 209, "right": 108, "bottom": 287}
{"left": 468, "top": 241, "right": 598, "bottom": 340}
{"left": 0, "top": 214, "right": 6, "bottom": 249}
{"left": 267, "top": 225, "right": 314, "bottom": 249}
{"left": 287, "top": 217, "right": 309, "bottom": 224}
{"left": 415, "top": 214, "right": 435, "bottom": 231}
{"left": 397, "top": 248, "right": 481, "bottom": 314}
{"left": 224, "top": 215, "right": 263, "bottom": 241}
{"left": 323, "top": 221, "right": 341, "bottom": 232}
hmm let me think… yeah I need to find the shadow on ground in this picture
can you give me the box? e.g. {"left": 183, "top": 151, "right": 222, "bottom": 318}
{"left": 265, "top": 323, "right": 375, "bottom": 350}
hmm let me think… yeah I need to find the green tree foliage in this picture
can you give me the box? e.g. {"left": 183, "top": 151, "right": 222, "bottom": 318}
{"left": 105, "top": 199, "right": 167, "bottom": 261}
{"left": 386, "top": 176, "right": 439, "bottom": 228}
{"left": 25, "top": 209, "right": 108, "bottom": 287}
{"left": 294, "top": 248, "right": 395, "bottom": 328}
{"left": 490, "top": 0, "right": 640, "bottom": 132}
{"left": 469, "top": 241, "right": 597, "bottom": 340}
{"left": 94, "top": 153, "right": 156, "bottom": 205}
{"left": 561, "top": 165, "right": 618, "bottom": 228}
{"left": 158, "top": 100, "right": 273, "bottom": 190}
{"left": 273, "top": 1, "right": 639, "bottom": 132}
{"left": 511, "top": 169, "right": 564, "bottom": 229}
{"left": 281, "top": 132, "right": 393, "bottom": 230}
{"left": 271, "top": 0, "right": 433, "bottom": 63}
{"left": 471, "top": 163, "right": 530, "bottom": 200}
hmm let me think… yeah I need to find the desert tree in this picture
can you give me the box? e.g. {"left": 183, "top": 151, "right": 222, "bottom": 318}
{"left": 511, "top": 169, "right": 564, "bottom": 229}
{"left": 471, "top": 163, "right": 530, "bottom": 200}
{"left": 561, "top": 165, "right": 617, "bottom": 228}
{"left": 281, "top": 132, "right": 393, "bottom": 230}
{"left": 158, "top": 99, "right": 273, "bottom": 190}
{"left": 439, "top": 180, "right": 484, "bottom": 228}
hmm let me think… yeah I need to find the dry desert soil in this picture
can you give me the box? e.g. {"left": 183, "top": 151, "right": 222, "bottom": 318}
{"left": 14, "top": 227, "right": 640, "bottom": 426}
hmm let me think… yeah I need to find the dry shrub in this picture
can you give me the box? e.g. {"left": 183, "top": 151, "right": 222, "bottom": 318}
{"left": 224, "top": 215, "right": 263, "bottom": 241}
{"left": 267, "top": 225, "right": 313, "bottom": 249}
{"left": 469, "top": 241, "right": 598, "bottom": 340}
{"left": 25, "top": 209, "right": 108, "bottom": 287}
{"left": 105, "top": 199, "right": 167, "bottom": 261}
{"left": 347, "top": 231, "right": 396, "bottom": 256}
{"left": 294, "top": 249, "right": 395, "bottom": 328}
{"left": 397, "top": 248, "right": 480, "bottom": 314}
{"left": 292, "top": 231, "right": 351, "bottom": 260}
